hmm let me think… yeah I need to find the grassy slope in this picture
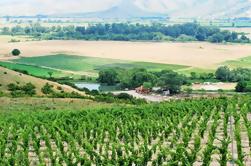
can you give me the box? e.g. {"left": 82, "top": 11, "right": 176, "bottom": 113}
{"left": 0, "top": 97, "right": 112, "bottom": 112}
{"left": 0, "top": 61, "right": 63, "bottom": 77}
{"left": 0, "top": 66, "right": 84, "bottom": 96}
{"left": 223, "top": 56, "right": 251, "bottom": 69}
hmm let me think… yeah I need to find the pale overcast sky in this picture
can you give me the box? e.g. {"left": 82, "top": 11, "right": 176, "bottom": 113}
{"left": 0, "top": 0, "right": 121, "bottom": 16}
{"left": 1, "top": 0, "right": 250, "bottom": 16}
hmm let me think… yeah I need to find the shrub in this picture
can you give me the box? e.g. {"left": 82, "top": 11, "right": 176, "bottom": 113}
{"left": 235, "top": 81, "right": 251, "bottom": 92}
{"left": 8, "top": 82, "right": 36, "bottom": 97}
{"left": 215, "top": 66, "right": 231, "bottom": 82}
{"left": 10, "top": 91, "right": 25, "bottom": 98}
{"left": 11, "top": 49, "right": 21, "bottom": 56}
{"left": 236, "top": 81, "right": 247, "bottom": 92}
{"left": 116, "top": 93, "right": 134, "bottom": 100}
{"left": 8, "top": 83, "right": 20, "bottom": 91}
{"left": 143, "top": 82, "right": 153, "bottom": 89}
{"left": 13, "top": 69, "right": 29, "bottom": 75}
{"left": 41, "top": 83, "right": 54, "bottom": 95}
{"left": 57, "top": 86, "right": 62, "bottom": 90}
{"left": 21, "top": 83, "right": 36, "bottom": 96}
{"left": 176, "top": 34, "right": 197, "bottom": 42}
{"left": 0, "top": 91, "right": 4, "bottom": 97}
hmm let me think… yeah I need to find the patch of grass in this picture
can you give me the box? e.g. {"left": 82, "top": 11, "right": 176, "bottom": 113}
{"left": 98, "top": 61, "right": 187, "bottom": 72}
{"left": 223, "top": 56, "right": 251, "bottom": 68}
{"left": 0, "top": 97, "right": 112, "bottom": 112}
{"left": 11, "top": 54, "right": 189, "bottom": 73}
{"left": 177, "top": 67, "right": 215, "bottom": 76}
{"left": 0, "top": 61, "right": 63, "bottom": 77}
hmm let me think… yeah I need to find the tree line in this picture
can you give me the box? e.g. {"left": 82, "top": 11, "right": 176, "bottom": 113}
{"left": 98, "top": 68, "right": 188, "bottom": 94}
{"left": 98, "top": 66, "right": 251, "bottom": 94}
{"left": 1, "top": 23, "right": 249, "bottom": 43}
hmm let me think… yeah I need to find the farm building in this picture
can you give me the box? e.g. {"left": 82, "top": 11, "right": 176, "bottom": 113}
{"left": 135, "top": 86, "right": 151, "bottom": 94}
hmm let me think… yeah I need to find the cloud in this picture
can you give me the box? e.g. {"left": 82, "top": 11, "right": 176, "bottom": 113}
{"left": 0, "top": 0, "right": 120, "bottom": 16}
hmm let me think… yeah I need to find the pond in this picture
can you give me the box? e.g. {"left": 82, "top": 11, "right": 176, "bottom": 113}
{"left": 74, "top": 82, "right": 101, "bottom": 91}
{"left": 74, "top": 82, "right": 120, "bottom": 92}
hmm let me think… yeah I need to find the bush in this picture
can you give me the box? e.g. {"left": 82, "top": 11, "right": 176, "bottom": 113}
{"left": 10, "top": 91, "right": 25, "bottom": 98}
{"left": 176, "top": 34, "right": 197, "bottom": 42}
{"left": 116, "top": 93, "right": 134, "bottom": 100}
{"left": 236, "top": 81, "right": 251, "bottom": 92}
{"left": 13, "top": 69, "right": 29, "bottom": 75}
{"left": 11, "top": 49, "right": 21, "bottom": 56}
{"left": 8, "top": 82, "right": 36, "bottom": 97}
{"left": 215, "top": 66, "right": 231, "bottom": 81}
{"left": 8, "top": 83, "right": 20, "bottom": 91}
{"left": 0, "top": 91, "right": 4, "bottom": 97}
{"left": 97, "top": 69, "right": 119, "bottom": 86}
{"left": 41, "top": 83, "right": 54, "bottom": 95}
{"left": 21, "top": 83, "right": 36, "bottom": 96}
{"left": 143, "top": 82, "right": 153, "bottom": 89}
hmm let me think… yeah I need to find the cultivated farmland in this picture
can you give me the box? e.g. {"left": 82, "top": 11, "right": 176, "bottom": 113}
{"left": 0, "top": 97, "right": 250, "bottom": 165}
{"left": 0, "top": 54, "right": 187, "bottom": 77}
{"left": 1, "top": 39, "right": 251, "bottom": 69}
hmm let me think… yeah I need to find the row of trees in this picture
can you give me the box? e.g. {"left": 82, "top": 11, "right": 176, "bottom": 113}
{"left": 98, "top": 66, "right": 251, "bottom": 94}
{"left": 215, "top": 66, "right": 251, "bottom": 82}
{"left": 98, "top": 68, "right": 186, "bottom": 94}
{"left": 1, "top": 23, "right": 249, "bottom": 43}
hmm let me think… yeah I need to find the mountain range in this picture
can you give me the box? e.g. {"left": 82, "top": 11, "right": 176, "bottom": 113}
{"left": 54, "top": 0, "right": 251, "bottom": 19}
{"left": 3, "top": 0, "right": 250, "bottom": 19}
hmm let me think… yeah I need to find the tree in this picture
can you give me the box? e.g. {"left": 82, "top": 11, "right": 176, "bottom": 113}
{"left": 130, "top": 71, "right": 156, "bottom": 88}
{"left": 143, "top": 82, "right": 153, "bottom": 89}
{"left": 235, "top": 81, "right": 247, "bottom": 92}
{"left": 240, "top": 35, "right": 250, "bottom": 42}
{"left": 208, "top": 33, "right": 224, "bottom": 43}
{"left": 48, "top": 72, "right": 53, "bottom": 78}
{"left": 11, "top": 49, "right": 21, "bottom": 56}
{"left": 215, "top": 66, "right": 231, "bottom": 81}
{"left": 190, "top": 72, "right": 198, "bottom": 80}
{"left": 157, "top": 70, "right": 185, "bottom": 94}
{"left": 97, "top": 69, "right": 118, "bottom": 86}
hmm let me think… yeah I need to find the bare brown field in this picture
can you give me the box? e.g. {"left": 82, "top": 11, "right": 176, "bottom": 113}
{"left": 192, "top": 82, "right": 237, "bottom": 91}
{"left": 1, "top": 38, "right": 251, "bottom": 68}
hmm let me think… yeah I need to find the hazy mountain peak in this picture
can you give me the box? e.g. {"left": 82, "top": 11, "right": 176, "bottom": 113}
{"left": 136, "top": 0, "right": 251, "bottom": 18}
{"left": 72, "top": 0, "right": 251, "bottom": 19}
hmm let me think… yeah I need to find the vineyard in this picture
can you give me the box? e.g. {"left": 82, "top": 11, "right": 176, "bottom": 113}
{"left": 0, "top": 97, "right": 251, "bottom": 165}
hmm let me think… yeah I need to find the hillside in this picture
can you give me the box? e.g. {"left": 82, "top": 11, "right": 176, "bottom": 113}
{"left": 0, "top": 66, "right": 85, "bottom": 96}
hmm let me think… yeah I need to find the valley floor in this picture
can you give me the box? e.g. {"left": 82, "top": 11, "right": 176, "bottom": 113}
{"left": 1, "top": 37, "right": 251, "bottom": 69}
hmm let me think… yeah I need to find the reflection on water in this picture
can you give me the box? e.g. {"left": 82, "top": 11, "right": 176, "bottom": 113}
{"left": 74, "top": 82, "right": 100, "bottom": 91}
{"left": 74, "top": 82, "right": 120, "bottom": 92}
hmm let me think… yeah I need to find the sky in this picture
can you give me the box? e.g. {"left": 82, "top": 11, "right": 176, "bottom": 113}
{"left": 0, "top": 0, "right": 121, "bottom": 16}
{"left": 1, "top": 0, "right": 250, "bottom": 16}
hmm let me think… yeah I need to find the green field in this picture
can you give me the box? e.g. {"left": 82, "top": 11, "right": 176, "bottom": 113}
{"left": 223, "top": 56, "right": 251, "bottom": 69}
{"left": 4, "top": 54, "right": 189, "bottom": 77}
{"left": 0, "top": 61, "right": 64, "bottom": 78}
